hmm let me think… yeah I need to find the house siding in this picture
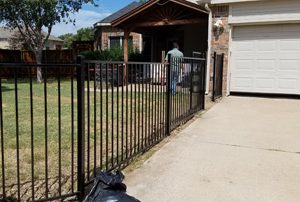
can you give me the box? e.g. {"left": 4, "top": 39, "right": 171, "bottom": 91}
{"left": 229, "top": 0, "right": 300, "bottom": 25}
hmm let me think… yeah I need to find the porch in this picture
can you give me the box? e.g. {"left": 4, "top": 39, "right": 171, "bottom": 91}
{"left": 111, "top": 0, "right": 209, "bottom": 62}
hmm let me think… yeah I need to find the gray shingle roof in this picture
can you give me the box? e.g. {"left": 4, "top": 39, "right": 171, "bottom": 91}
{"left": 0, "top": 27, "right": 63, "bottom": 42}
{"left": 97, "top": 1, "right": 142, "bottom": 25}
{"left": 46, "top": 33, "right": 64, "bottom": 42}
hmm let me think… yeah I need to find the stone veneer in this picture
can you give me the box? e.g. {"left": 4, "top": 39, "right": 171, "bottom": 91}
{"left": 209, "top": 6, "right": 230, "bottom": 96}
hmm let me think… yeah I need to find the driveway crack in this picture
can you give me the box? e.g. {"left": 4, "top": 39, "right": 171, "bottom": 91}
{"left": 198, "top": 141, "right": 300, "bottom": 155}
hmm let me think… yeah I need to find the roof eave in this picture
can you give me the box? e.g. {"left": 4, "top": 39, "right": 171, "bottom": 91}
{"left": 112, "top": 0, "right": 208, "bottom": 27}
{"left": 200, "top": 0, "right": 265, "bottom": 4}
{"left": 94, "top": 22, "right": 112, "bottom": 28}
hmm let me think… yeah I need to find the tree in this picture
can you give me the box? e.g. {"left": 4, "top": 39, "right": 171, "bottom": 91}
{"left": 58, "top": 33, "right": 75, "bottom": 49}
{"left": 75, "top": 27, "right": 94, "bottom": 41}
{"left": 58, "top": 27, "right": 94, "bottom": 48}
{"left": 0, "top": 0, "right": 96, "bottom": 82}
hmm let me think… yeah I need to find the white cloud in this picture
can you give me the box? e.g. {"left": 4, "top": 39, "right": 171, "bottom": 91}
{"left": 51, "top": 9, "right": 111, "bottom": 36}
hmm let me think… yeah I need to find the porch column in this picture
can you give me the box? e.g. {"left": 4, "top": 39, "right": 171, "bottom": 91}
{"left": 123, "top": 29, "right": 130, "bottom": 62}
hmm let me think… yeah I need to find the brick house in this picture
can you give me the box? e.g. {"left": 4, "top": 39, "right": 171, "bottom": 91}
{"left": 97, "top": 0, "right": 300, "bottom": 96}
{"left": 94, "top": 2, "right": 143, "bottom": 52}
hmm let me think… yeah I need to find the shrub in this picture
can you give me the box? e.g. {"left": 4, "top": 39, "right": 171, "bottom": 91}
{"left": 81, "top": 47, "right": 123, "bottom": 61}
{"left": 80, "top": 46, "right": 148, "bottom": 62}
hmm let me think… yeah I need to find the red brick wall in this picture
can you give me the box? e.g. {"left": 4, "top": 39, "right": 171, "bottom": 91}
{"left": 209, "top": 6, "right": 230, "bottom": 96}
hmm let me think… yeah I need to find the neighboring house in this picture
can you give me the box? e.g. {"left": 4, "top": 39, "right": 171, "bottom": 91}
{"left": 94, "top": 2, "right": 143, "bottom": 52}
{"left": 0, "top": 28, "right": 64, "bottom": 50}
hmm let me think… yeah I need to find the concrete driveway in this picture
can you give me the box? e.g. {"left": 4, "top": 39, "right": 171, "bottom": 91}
{"left": 125, "top": 96, "right": 300, "bottom": 202}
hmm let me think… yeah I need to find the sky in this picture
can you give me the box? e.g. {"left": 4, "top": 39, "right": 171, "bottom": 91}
{"left": 51, "top": 0, "right": 136, "bottom": 36}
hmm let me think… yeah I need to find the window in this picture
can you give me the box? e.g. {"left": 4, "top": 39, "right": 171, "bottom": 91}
{"left": 213, "top": 6, "right": 228, "bottom": 17}
{"left": 109, "top": 36, "right": 121, "bottom": 49}
{"left": 109, "top": 36, "right": 133, "bottom": 49}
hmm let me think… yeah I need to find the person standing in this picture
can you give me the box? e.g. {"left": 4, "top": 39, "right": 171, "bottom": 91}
{"left": 165, "top": 42, "right": 184, "bottom": 95}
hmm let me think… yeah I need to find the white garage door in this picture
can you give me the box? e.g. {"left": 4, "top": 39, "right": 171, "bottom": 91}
{"left": 230, "top": 24, "right": 300, "bottom": 95}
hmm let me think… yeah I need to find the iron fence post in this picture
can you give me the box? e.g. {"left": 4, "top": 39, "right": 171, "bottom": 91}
{"left": 165, "top": 54, "right": 171, "bottom": 135}
{"left": 76, "top": 56, "right": 85, "bottom": 200}
{"left": 221, "top": 53, "right": 225, "bottom": 98}
{"left": 212, "top": 52, "right": 217, "bottom": 102}
{"left": 190, "top": 59, "right": 194, "bottom": 111}
{"left": 202, "top": 52, "right": 207, "bottom": 110}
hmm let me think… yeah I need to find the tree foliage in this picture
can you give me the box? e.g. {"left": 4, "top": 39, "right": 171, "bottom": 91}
{"left": 58, "top": 33, "right": 75, "bottom": 48}
{"left": 75, "top": 27, "right": 94, "bottom": 41}
{"left": 0, "top": 0, "right": 96, "bottom": 81}
{"left": 0, "top": 0, "right": 96, "bottom": 52}
{"left": 58, "top": 27, "right": 94, "bottom": 48}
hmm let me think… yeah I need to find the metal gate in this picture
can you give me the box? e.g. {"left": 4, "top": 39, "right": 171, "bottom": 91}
{"left": 167, "top": 56, "right": 206, "bottom": 131}
{"left": 212, "top": 52, "right": 224, "bottom": 101}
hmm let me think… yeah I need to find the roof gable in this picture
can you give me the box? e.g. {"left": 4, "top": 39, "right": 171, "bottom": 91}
{"left": 112, "top": 0, "right": 208, "bottom": 28}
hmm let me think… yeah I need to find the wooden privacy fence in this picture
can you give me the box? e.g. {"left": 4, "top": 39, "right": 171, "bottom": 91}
{"left": 0, "top": 49, "right": 76, "bottom": 63}
{"left": 0, "top": 49, "right": 77, "bottom": 78}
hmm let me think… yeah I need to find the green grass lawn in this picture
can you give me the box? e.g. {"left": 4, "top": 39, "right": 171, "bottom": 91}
{"left": 0, "top": 79, "right": 183, "bottom": 200}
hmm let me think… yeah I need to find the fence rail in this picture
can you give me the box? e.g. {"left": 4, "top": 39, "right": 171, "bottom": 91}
{"left": 0, "top": 56, "right": 206, "bottom": 201}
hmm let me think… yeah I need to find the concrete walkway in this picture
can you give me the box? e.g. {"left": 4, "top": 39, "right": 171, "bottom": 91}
{"left": 125, "top": 96, "right": 300, "bottom": 202}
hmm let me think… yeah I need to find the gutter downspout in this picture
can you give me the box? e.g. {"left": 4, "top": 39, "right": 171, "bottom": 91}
{"left": 204, "top": 3, "right": 212, "bottom": 95}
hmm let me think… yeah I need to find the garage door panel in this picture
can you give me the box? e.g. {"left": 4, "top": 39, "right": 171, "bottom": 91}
{"left": 231, "top": 24, "right": 300, "bottom": 95}
{"left": 278, "top": 79, "right": 298, "bottom": 89}
{"left": 234, "top": 59, "right": 255, "bottom": 70}
{"left": 232, "top": 50, "right": 256, "bottom": 59}
{"left": 279, "top": 60, "right": 299, "bottom": 70}
{"left": 256, "top": 52, "right": 277, "bottom": 60}
{"left": 279, "top": 52, "right": 300, "bottom": 59}
{"left": 255, "top": 78, "right": 276, "bottom": 89}
{"left": 232, "top": 77, "right": 253, "bottom": 86}
{"left": 257, "top": 41, "right": 277, "bottom": 51}
{"left": 279, "top": 40, "right": 300, "bottom": 50}
{"left": 232, "top": 41, "right": 254, "bottom": 51}
{"left": 257, "top": 60, "right": 276, "bottom": 71}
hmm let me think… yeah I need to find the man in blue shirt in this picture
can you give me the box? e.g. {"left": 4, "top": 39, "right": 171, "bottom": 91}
{"left": 165, "top": 42, "right": 184, "bottom": 95}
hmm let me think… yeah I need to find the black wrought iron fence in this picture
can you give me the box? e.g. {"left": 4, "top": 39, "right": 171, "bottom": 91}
{"left": 0, "top": 55, "right": 206, "bottom": 201}
{"left": 212, "top": 52, "right": 224, "bottom": 101}
{"left": 0, "top": 63, "right": 79, "bottom": 201}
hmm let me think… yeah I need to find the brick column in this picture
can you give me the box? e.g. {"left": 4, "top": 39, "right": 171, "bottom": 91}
{"left": 209, "top": 6, "right": 230, "bottom": 96}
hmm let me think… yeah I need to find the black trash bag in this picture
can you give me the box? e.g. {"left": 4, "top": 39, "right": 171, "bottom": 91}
{"left": 84, "top": 171, "right": 140, "bottom": 202}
